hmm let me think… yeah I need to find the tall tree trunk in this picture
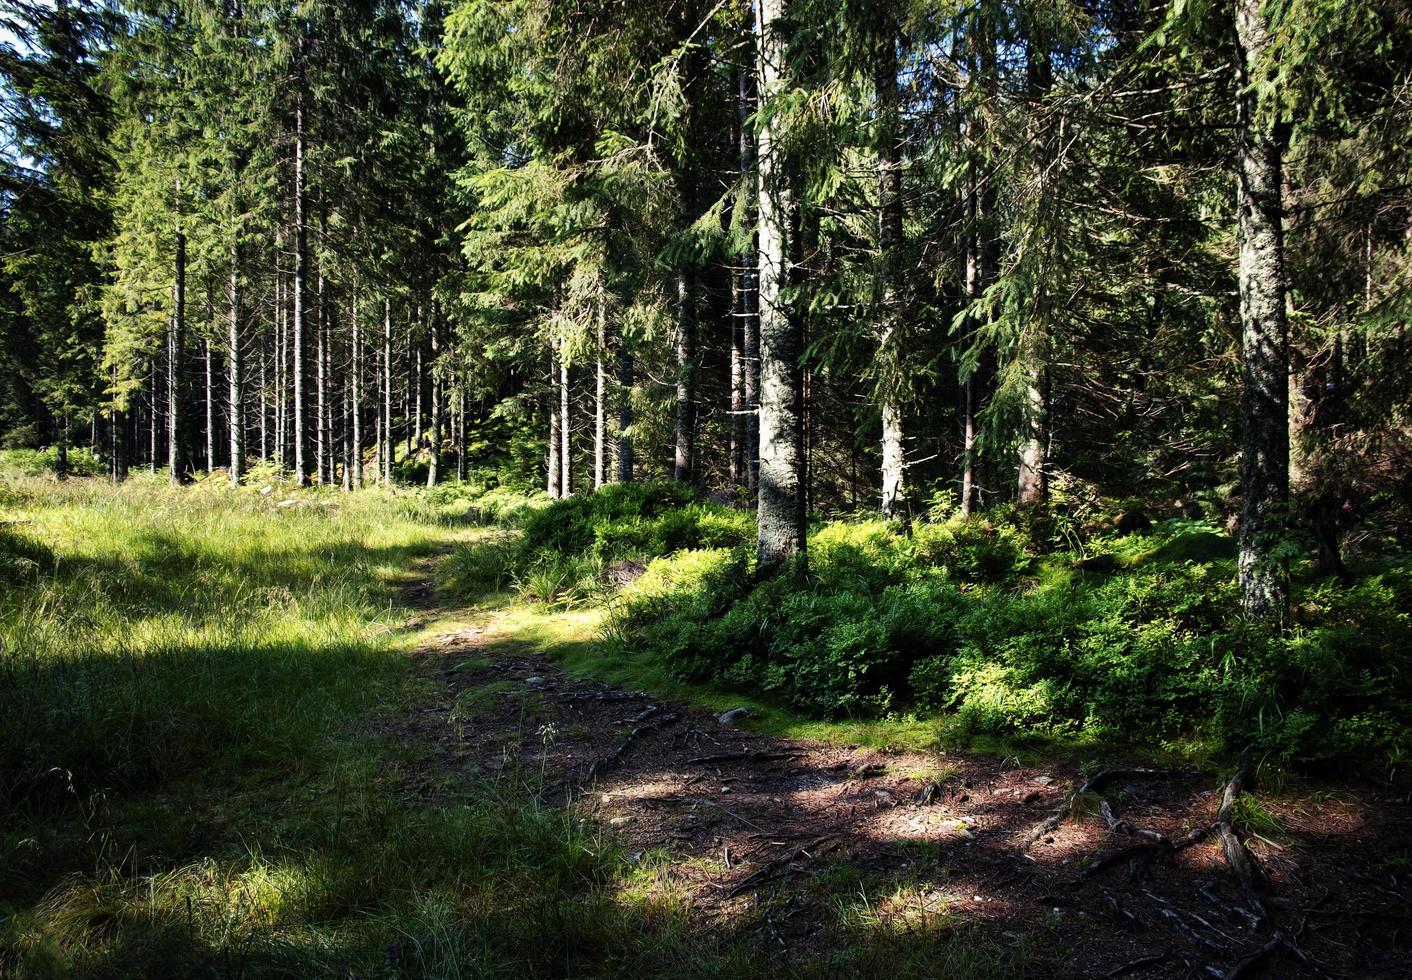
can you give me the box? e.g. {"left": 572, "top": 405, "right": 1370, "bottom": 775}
{"left": 292, "top": 54, "right": 311, "bottom": 487}
{"left": 426, "top": 316, "right": 441, "bottom": 487}
{"left": 755, "top": 0, "right": 806, "bottom": 575}
{"left": 876, "top": 15, "right": 905, "bottom": 521}
{"left": 415, "top": 338, "right": 423, "bottom": 450}
{"left": 341, "top": 355, "right": 351, "bottom": 491}
{"left": 674, "top": 268, "right": 696, "bottom": 482}
{"left": 316, "top": 269, "right": 327, "bottom": 483}
{"left": 734, "top": 67, "right": 756, "bottom": 499}
{"left": 275, "top": 257, "right": 286, "bottom": 468}
{"left": 55, "top": 415, "right": 68, "bottom": 479}
{"left": 1235, "top": 0, "right": 1290, "bottom": 626}
{"left": 149, "top": 361, "right": 158, "bottom": 473}
{"left": 547, "top": 356, "right": 561, "bottom": 497}
{"left": 382, "top": 299, "right": 393, "bottom": 483}
{"left": 228, "top": 242, "right": 243, "bottom": 485}
{"left": 594, "top": 304, "right": 607, "bottom": 489}
{"left": 456, "top": 378, "right": 467, "bottom": 482}
{"left": 617, "top": 339, "right": 634, "bottom": 483}
{"left": 739, "top": 57, "right": 761, "bottom": 499}
{"left": 168, "top": 228, "right": 188, "bottom": 485}
{"left": 730, "top": 276, "right": 745, "bottom": 492}
{"left": 205, "top": 339, "right": 215, "bottom": 472}
{"left": 351, "top": 294, "right": 363, "bottom": 489}
{"left": 1016, "top": 39, "right": 1053, "bottom": 506}
{"left": 257, "top": 347, "right": 266, "bottom": 463}
{"left": 560, "top": 355, "right": 571, "bottom": 495}
{"left": 404, "top": 325, "right": 414, "bottom": 459}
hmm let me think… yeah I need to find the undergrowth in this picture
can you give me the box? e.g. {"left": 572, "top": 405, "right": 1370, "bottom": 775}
{"left": 465, "top": 482, "right": 1410, "bottom": 770}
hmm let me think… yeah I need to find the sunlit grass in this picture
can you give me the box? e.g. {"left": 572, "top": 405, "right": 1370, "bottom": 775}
{"left": 1, "top": 478, "right": 1031, "bottom": 978}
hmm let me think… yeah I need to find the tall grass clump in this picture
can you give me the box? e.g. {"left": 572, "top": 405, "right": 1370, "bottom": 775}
{"left": 0, "top": 479, "right": 445, "bottom": 806}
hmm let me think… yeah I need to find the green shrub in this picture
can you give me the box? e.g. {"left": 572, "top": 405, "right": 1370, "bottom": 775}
{"left": 611, "top": 514, "right": 1412, "bottom": 767}
{"left": 913, "top": 517, "right": 1027, "bottom": 582}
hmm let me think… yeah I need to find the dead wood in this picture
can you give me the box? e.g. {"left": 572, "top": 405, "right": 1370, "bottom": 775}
{"left": 685, "top": 751, "right": 802, "bottom": 765}
{"left": 1103, "top": 950, "right": 1168, "bottom": 977}
{"left": 727, "top": 835, "right": 842, "bottom": 898}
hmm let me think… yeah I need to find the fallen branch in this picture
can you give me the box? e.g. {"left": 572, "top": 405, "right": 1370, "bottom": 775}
{"left": 726, "top": 835, "right": 842, "bottom": 898}
{"left": 1021, "top": 768, "right": 1183, "bottom": 848}
{"left": 685, "top": 750, "right": 801, "bottom": 765}
{"left": 1104, "top": 950, "right": 1168, "bottom": 977}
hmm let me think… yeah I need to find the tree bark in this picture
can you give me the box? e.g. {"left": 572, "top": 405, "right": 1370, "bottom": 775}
{"left": 456, "top": 378, "right": 467, "bottom": 482}
{"left": 740, "top": 62, "right": 761, "bottom": 499}
{"left": 617, "top": 338, "right": 634, "bottom": 483}
{"left": 1016, "top": 40, "right": 1052, "bottom": 507}
{"left": 426, "top": 315, "right": 441, "bottom": 487}
{"left": 876, "top": 16, "right": 905, "bottom": 521}
{"left": 547, "top": 355, "right": 561, "bottom": 497}
{"left": 292, "top": 42, "right": 311, "bottom": 487}
{"left": 350, "top": 293, "right": 362, "bottom": 489}
{"left": 594, "top": 304, "right": 607, "bottom": 489}
{"left": 1235, "top": 0, "right": 1290, "bottom": 626}
{"left": 560, "top": 354, "right": 571, "bottom": 495}
{"left": 674, "top": 267, "right": 696, "bottom": 483}
{"left": 228, "top": 242, "right": 243, "bottom": 485}
{"left": 382, "top": 298, "right": 393, "bottom": 483}
{"left": 755, "top": 0, "right": 806, "bottom": 575}
{"left": 205, "top": 338, "right": 215, "bottom": 472}
{"left": 168, "top": 227, "right": 188, "bottom": 485}
{"left": 316, "top": 269, "right": 328, "bottom": 483}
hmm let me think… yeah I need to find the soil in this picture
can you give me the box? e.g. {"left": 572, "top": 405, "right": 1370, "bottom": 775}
{"left": 381, "top": 575, "right": 1412, "bottom": 979}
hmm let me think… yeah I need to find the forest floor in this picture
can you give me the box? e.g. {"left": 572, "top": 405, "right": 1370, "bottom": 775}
{"left": 394, "top": 550, "right": 1412, "bottom": 980}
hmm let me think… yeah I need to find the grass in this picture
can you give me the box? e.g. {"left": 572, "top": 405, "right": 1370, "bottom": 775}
{"left": 0, "top": 475, "right": 1035, "bottom": 978}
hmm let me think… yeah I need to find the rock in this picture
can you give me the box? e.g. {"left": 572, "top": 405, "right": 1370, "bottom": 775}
{"left": 1033, "top": 775, "right": 1054, "bottom": 786}
{"left": 718, "top": 706, "right": 752, "bottom": 726}
{"left": 259, "top": 485, "right": 273, "bottom": 495}
{"left": 525, "top": 676, "right": 545, "bottom": 688}
{"left": 275, "top": 499, "right": 299, "bottom": 508}
{"left": 719, "top": 785, "right": 732, "bottom": 794}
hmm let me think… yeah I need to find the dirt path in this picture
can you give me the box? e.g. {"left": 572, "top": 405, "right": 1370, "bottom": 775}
{"left": 382, "top": 574, "right": 1412, "bottom": 978}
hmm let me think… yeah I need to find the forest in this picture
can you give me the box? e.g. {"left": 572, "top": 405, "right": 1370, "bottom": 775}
{"left": 1, "top": 0, "right": 1411, "bottom": 977}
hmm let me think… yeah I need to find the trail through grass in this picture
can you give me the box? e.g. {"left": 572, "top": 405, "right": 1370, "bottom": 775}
{"left": 0, "top": 478, "right": 1029, "bottom": 979}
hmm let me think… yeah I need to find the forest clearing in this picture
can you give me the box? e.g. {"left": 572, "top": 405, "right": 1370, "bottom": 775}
{"left": 0, "top": 476, "right": 1408, "bottom": 977}
{"left": 4, "top": 0, "right": 1412, "bottom": 976}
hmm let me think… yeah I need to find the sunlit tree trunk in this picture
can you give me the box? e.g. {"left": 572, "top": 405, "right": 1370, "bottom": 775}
{"left": 547, "top": 355, "right": 561, "bottom": 497}
{"left": 228, "top": 242, "right": 243, "bottom": 485}
{"left": 876, "top": 17, "right": 905, "bottom": 521}
{"left": 560, "top": 355, "right": 571, "bottom": 495}
{"left": 204, "top": 338, "right": 215, "bottom": 471}
{"left": 594, "top": 304, "right": 606, "bottom": 489}
{"left": 292, "top": 44, "right": 311, "bottom": 487}
{"left": 382, "top": 299, "right": 393, "bottom": 483}
{"left": 755, "top": 0, "right": 806, "bottom": 575}
{"left": 456, "top": 378, "right": 467, "bottom": 482}
{"left": 350, "top": 293, "right": 362, "bottom": 489}
{"left": 617, "top": 339, "right": 634, "bottom": 483}
{"left": 316, "top": 269, "right": 328, "bottom": 483}
{"left": 168, "top": 227, "right": 188, "bottom": 485}
{"left": 426, "top": 316, "right": 441, "bottom": 487}
{"left": 1235, "top": 0, "right": 1290, "bottom": 626}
